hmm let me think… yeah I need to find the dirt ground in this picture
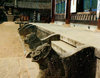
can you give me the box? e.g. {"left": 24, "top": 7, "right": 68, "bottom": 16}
{"left": 0, "top": 22, "right": 24, "bottom": 57}
{"left": 0, "top": 22, "right": 40, "bottom": 78}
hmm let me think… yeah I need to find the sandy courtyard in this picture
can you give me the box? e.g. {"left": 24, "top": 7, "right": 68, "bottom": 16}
{"left": 0, "top": 22, "right": 40, "bottom": 78}
{"left": 0, "top": 22, "right": 24, "bottom": 57}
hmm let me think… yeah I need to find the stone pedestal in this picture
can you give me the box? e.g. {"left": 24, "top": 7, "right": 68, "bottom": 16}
{"left": 7, "top": 15, "right": 14, "bottom": 21}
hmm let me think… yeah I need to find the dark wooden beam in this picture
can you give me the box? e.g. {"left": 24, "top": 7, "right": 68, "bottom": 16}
{"left": 65, "top": 0, "right": 71, "bottom": 24}
{"left": 51, "top": 0, "right": 55, "bottom": 23}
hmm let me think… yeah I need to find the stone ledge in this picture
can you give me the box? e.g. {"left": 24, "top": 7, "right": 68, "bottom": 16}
{"left": 51, "top": 41, "right": 76, "bottom": 58}
{"left": 51, "top": 41, "right": 94, "bottom": 58}
{"left": 30, "top": 23, "right": 100, "bottom": 58}
{"left": 60, "top": 35, "right": 84, "bottom": 47}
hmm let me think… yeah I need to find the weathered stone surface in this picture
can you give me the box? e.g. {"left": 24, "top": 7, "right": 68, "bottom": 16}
{"left": 18, "top": 24, "right": 60, "bottom": 57}
{"left": 51, "top": 41, "right": 76, "bottom": 58}
{"left": 32, "top": 49, "right": 65, "bottom": 77}
{"left": 36, "top": 27, "right": 52, "bottom": 39}
{"left": 30, "top": 23, "right": 100, "bottom": 58}
{"left": 31, "top": 43, "right": 51, "bottom": 62}
{"left": 18, "top": 24, "right": 37, "bottom": 37}
{"left": 41, "top": 34, "right": 60, "bottom": 44}
{"left": 18, "top": 23, "right": 99, "bottom": 78}
{"left": 24, "top": 33, "right": 42, "bottom": 51}
{"left": 62, "top": 47, "right": 96, "bottom": 78}
{"left": 96, "top": 59, "right": 100, "bottom": 78}
{"left": 31, "top": 46, "right": 96, "bottom": 78}
{"left": 24, "top": 33, "right": 60, "bottom": 51}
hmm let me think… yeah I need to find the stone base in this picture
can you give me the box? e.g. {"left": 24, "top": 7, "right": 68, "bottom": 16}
{"left": 7, "top": 15, "right": 14, "bottom": 21}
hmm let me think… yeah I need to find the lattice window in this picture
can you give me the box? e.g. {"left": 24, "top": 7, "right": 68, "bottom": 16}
{"left": 84, "top": 0, "right": 97, "bottom": 12}
{"left": 55, "top": 0, "right": 65, "bottom": 14}
{"left": 92, "top": 0, "right": 97, "bottom": 11}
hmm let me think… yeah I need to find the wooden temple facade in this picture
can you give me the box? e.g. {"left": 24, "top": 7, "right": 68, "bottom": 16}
{"left": 51, "top": 0, "right": 100, "bottom": 29}
{"left": 71, "top": 0, "right": 97, "bottom": 25}
{"left": 51, "top": 0, "right": 71, "bottom": 24}
{"left": 3, "top": 0, "right": 51, "bottom": 23}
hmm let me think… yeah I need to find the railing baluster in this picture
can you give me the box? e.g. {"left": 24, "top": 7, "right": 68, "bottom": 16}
{"left": 70, "top": 12, "right": 97, "bottom": 25}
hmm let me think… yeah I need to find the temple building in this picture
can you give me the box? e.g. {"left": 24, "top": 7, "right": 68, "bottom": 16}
{"left": 51, "top": 0, "right": 99, "bottom": 29}
{"left": 3, "top": 0, "right": 51, "bottom": 22}
{"left": 71, "top": 0, "right": 97, "bottom": 25}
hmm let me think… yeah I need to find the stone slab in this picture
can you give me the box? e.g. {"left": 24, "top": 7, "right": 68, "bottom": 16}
{"left": 51, "top": 41, "right": 76, "bottom": 58}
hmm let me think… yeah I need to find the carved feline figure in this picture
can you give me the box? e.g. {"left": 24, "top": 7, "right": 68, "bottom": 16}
{"left": 18, "top": 24, "right": 37, "bottom": 37}
{"left": 31, "top": 43, "right": 65, "bottom": 78}
{"left": 24, "top": 33, "right": 42, "bottom": 51}
{"left": 18, "top": 24, "right": 65, "bottom": 77}
{"left": 24, "top": 33, "right": 60, "bottom": 52}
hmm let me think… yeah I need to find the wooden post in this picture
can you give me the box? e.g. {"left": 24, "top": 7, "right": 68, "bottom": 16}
{"left": 98, "top": 18, "right": 100, "bottom": 30}
{"left": 65, "top": 0, "right": 71, "bottom": 24}
{"left": 51, "top": 0, "right": 55, "bottom": 23}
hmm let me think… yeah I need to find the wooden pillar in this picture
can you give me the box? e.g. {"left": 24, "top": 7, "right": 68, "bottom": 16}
{"left": 65, "top": 0, "right": 71, "bottom": 24}
{"left": 51, "top": 0, "right": 55, "bottom": 23}
{"left": 98, "top": 18, "right": 100, "bottom": 30}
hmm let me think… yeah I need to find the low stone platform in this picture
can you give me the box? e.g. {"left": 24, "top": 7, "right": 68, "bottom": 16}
{"left": 30, "top": 23, "right": 100, "bottom": 58}
{"left": 18, "top": 22, "right": 100, "bottom": 78}
{"left": 30, "top": 23, "right": 100, "bottom": 78}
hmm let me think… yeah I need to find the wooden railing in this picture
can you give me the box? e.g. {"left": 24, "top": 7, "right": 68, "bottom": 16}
{"left": 55, "top": 14, "right": 65, "bottom": 21}
{"left": 71, "top": 12, "right": 97, "bottom": 25}
{"left": 17, "top": 1, "right": 51, "bottom": 9}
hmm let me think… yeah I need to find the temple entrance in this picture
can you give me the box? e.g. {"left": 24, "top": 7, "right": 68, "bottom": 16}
{"left": 77, "top": 0, "right": 84, "bottom": 12}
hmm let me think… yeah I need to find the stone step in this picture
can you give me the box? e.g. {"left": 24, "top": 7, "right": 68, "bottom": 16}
{"left": 51, "top": 41, "right": 77, "bottom": 58}
{"left": 60, "top": 35, "right": 84, "bottom": 48}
